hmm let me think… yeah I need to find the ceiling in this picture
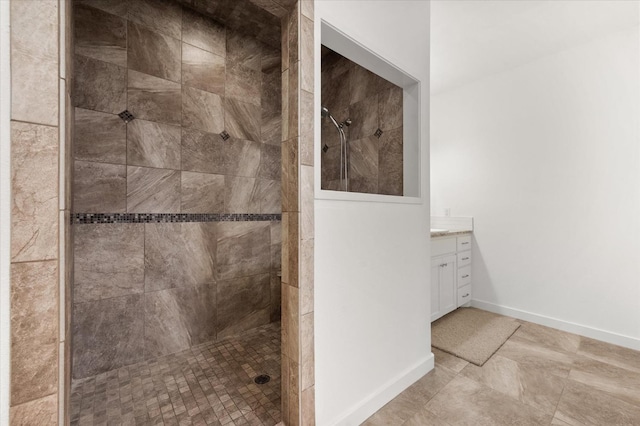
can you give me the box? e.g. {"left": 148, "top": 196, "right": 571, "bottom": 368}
{"left": 431, "top": 0, "right": 640, "bottom": 94}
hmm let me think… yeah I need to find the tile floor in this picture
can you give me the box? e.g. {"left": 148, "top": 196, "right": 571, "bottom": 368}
{"left": 70, "top": 322, "right": 281, "bottom": 426}
{"left": 364, "top": 315, "right": 640, "bottom": 426}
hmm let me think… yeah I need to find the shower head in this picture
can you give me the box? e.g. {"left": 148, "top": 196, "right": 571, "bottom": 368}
{"left": 321, "top": 106, "right": 330, "bottom": 118}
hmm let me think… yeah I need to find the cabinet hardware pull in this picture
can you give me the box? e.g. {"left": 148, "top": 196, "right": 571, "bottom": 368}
{"left": 462, "top": 242, "right": 469, "bottom": 245}
{"left": 462, "top": 293, "right": 469, "bottom": 297}
{"left": 462, "top": 274, "right": 469, "bottom": 278}
{"left": 462, "top": 257, "right": 469, "bottom": 260}
{"left": 440, "top": 263, "right": 448, "bottom": 267}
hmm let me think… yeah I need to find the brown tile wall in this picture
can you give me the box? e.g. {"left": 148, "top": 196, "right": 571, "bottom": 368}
{"left": 320, "top": 47, "right": 403, "bottom": 195}
{"left": 9, "top": 0, "right": 73, "bottom": 423}
{"left": 281, "top": 1, "right": 315, "bottom": 424}
{"left": 72, "top": 1, "right": 282, "bottom": 215}
{"left": 71, "top": 0, "right": 284, "bottom": 379}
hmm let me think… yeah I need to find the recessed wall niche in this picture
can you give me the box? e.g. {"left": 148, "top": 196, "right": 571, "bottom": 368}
{"left": 320, "top": 21, "right": 421, "bottom": 199}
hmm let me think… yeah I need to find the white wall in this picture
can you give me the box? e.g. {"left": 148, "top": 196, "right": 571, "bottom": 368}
{"left": 431, "top": 25, "right": 640, "bottom": 349}
{"left": 314, "top": 2, "right": 432, "bottom": 425}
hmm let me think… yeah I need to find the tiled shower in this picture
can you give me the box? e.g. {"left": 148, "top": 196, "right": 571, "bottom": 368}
{"left": 320, "top": 46, "right": 403, "bottom": 195}
{"left": 70, "top": 0, "right": 284, "bottom": 423}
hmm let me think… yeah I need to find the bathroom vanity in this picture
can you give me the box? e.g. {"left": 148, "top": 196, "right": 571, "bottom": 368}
{"left": 430, "top": 230, "right": 472, "bottom": 322}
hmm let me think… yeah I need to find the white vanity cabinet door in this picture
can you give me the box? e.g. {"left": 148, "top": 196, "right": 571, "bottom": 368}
{"left": 431, "top": 254, "right": 457, "bottom": 321}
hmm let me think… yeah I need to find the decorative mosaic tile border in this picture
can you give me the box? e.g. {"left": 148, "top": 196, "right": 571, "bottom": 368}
{"left": 73, "top": 213, "right": 282, "bottom": 225}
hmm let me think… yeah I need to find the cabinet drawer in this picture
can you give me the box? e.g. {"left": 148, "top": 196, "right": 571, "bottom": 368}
{"left": 458, "top": 284, "right": 472, "bottom": 306}
{"left": 457, "top": 235, "right": 472, "bottom": 251}
{"left": 457, "top": 251, "right": 471, "bottom": 267}
{"left": 458, "top": 266, "right": 471, "bottom": 287}
{"left": 432, "top": 237, "right": 456, "bottom": 257}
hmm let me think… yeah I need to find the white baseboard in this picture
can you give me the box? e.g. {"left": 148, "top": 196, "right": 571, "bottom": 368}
{"left": 471, "top": 299, "right": 640, "bottom": 351}
{"left": 327, "top": 354, "right": 434, "bottom": 426}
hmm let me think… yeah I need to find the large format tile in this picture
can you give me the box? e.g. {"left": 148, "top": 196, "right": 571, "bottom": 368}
{"left": 11, "top": 122, "right": 58, "bottom": 262}
{"left": 226, "top": 30, "right": 261, "bottom": 71}
{"left": 349, "top": 136, "right": 379, "bottom": 194}
{"left": 225, "top": 138, "right": 262, "bottom": 177}
{"left": 182, "top": 43, "right": 225, "bottom": 95}
{"left": 226, "top": 63, "right": 262, "bottom": 106}
{"left": 257, "top": 179, "right": 281, "bottom": 214}
{"left": 216, "top": 221, "right": 271, "bottom": 280}
{"left": 258, "top": 143, "right": 281, "bottom": 180}
{"left": 300, "top": 15, "right": 314, "bottom": 93}
{"left": 182, "top": 7, "right": 226, "bottom": 57}
{"left": 144, "top": 223, "right": 217, "bottom": 291}
{"left": 181, "top": 171, "right": 225, "bottom": 213}
{"left": 127, "top": 0, "right": 182, "bottom": 39}
{"left": 9, "top": 393, "right": 58, "bottom": 426}
{"left": 182, "top": 86, "right": 224, "bottom": 134}
{"left": 261, "top": 67, "right": 282, "bottom": 146}
{"left": 378, "top": 86, "right": 403, "bottom": 131}
{"left": 73, "top": 161, "right": 127, "bottom": 213}
{"left": 568, "top": 355, "right": 640, "bottom": 407}
{"left": 10, "top": 261, "right": 58, "bottom": 405}
{"left": 181, "top": 223, "right": 218, "bottom": 286}
{"left": 10, "top": 395, "right": 58, "bottom": 425}
{"left": 350, "top": 64, "right": 392, "bottom": 105}
{"left": 128, "top": 21, "right": 181, "bottom": 82}
{"left": 127, "top": 119, "right": 181, "bottom": 169}
{"left": 217, "top": 274, "right": 270, "bottom": 339}
{"left": 432, "top": 347, "right": 469, "bottom": 373}
{"left": 127, "top": 69, "right": 181, "bottom": 126}
{"left": 460, "top": 354, "right": 566, "bottom": 415}
{"left": 320, "top": 142, "right": 342, "bottom": 184}
{"left": 72, "top": 295, "right": 145, "bottom": 379}
{"left": 74, "top": 223, "right": 144, "bottom": 302}
{"left": 144, "top": 284, "right": 217, "bottom": 358}
{"left": 282, "top": 138, "right": 299, "bottom": 212}
{"left": 224, "top": 176, "right": 260, "bottom": 214}
{"left": 321, "top": 58, "right": 351, "bottom": 115}
{"left": 261, "top": 44, "right": 281, "bottom": 73}
{"left": 74, "top": 54, "right": 127, "bottom": 114}
{"left": 74, "top": 108, "right": 126, "bottom": 164}
{"left": 10, "top": 0, "right": 58, "bottom": 125}
{"left": 349, "top": 96, "right": 380, "bottom": 140}
{"left": 551, "top": 417, "right": 573, "bottom": 426}
{"left": 555, "top": 379, "right": 640, "bottom": 426}
{"left": 270, "top": 272, "right": 282, "bottom": 322}
{"left": 514, "top": 321, "right": 581, "bottom": 354}
{"left": 11, "top": 0, "right": 57, "bottom": 61}
{"left": 378, "top": 126, "right": 403, "bottom": 196}
{"left": 225, "top": 98, "right": 261, "bottom": 142}
{"left": 426, "top": 375, "right": 552, "bottom": 426}
{"left": 496, "top": 334, "right": 575, "bottom": 378}
{"left": 577, "top": 336, "right": 640, "bottom": 374}
{"left": 181, "top": 128, "right": 226, "bottom": 174}
{"left": 74, "top": 3, "right": 127, "bottom": 67}
{"left": 126, "top": 166, "right": 181, "bottom": 213}
{"left": 74, "top": 0, "right": 128, "bottom": 18}
{"left": 363, "top": 367, "right": 457, "bottom": 425}
{"left": 144, "top": 223, "right": 183, "bottom": 292}
{"left": 11, "top": 49, "right": 58, "bottom": 126}
{"left": 403, "top": 407, "right": 450, "bottom": 426}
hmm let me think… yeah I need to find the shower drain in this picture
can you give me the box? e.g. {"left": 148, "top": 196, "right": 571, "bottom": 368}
{"left": 254, "top": 374, "right": 271, "bottom": 385}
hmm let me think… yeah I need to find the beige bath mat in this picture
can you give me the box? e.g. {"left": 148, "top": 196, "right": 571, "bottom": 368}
{"left": 432, "top": 308, "right": 520, "bottom": 366}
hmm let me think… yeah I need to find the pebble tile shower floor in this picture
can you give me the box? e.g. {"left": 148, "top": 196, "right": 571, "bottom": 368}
{"left": 70, "top": 323, "right": 281, "bottom": 426}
